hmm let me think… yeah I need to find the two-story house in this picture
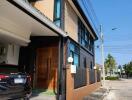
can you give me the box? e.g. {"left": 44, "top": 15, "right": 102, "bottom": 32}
{"left": 0, "top": 0, "right": 101, "bottom": 100}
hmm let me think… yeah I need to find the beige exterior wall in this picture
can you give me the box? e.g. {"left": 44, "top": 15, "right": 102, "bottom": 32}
{"left": 67, "top": 0, "right": 96, "bottom": 40}
{"left": 64, "top": 1, "right": 78, "bottom": 42}
{"left": 33, "top": 0, "right": 54, "bottom": 21}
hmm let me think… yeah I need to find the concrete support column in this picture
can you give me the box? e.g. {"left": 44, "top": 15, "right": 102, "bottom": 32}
{"left": 87, "top": 68, "right": 90, "bottom": 85}
{"left": 66, "top": 64, "right": 74, "bottom": 100}
{"left": 95, "top": 70, "right": 97, "bottom": 83}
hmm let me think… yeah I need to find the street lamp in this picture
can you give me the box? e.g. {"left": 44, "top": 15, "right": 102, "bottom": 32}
{"left": 112, "top": 28, "right": 118, "bottom": 30}
{"left": 94, "top": 66, "right": 97, "bottom": 70}
{"left": 100, "top": 26, "right": 118, "bottom": 87}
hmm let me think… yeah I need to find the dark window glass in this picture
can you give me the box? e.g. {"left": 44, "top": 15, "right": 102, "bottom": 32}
{"left": 70, "top": 43, "right": 75, "bottom": 51}
{"left": 54, "top": 0, "right": 61, "bottom": 27}
{"left": 78, "top": 18, "right": 90, "bottom": 49}
{"left": 56, "top": 0, "right": 61, "bottom": 18}
{"left": 81, "top": 39, "right": 85, "bottom": 47}
{"left": 90, "top": 61, "right": 93, "bottom": 69}
{"left": 54, "top": 20, "right": 61, "bottom": 27}
{"left": 89, "top": 36, "right": 94, "bottom": 53}
{"left": 83, "top": 57, "right": 87, "bottom": 68}
{"left": 69, "top": 43, "right": 79, "bottom": 67}
{"left": 74, "top": 54, "right": 79, "bottom": 67}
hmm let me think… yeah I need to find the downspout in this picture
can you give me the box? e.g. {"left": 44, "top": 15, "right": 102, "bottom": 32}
{"left": 60, "top": 0, "right": 66, "bottom": 99}
{"left": 54, "top": 0, "right": 66, "bottom": 99}
{"left": 57, "top": 36, "right": 62, "bottom": 100}
{"left": 57, "top": 36, "right": 66, "bottom": 100}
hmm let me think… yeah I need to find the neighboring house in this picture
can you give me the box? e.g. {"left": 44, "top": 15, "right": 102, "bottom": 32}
{"left": 0, "top": 0, "right": 100, "bottom": 100}
{"left": 106, "top": 67, "right": 118, "bottom": 77}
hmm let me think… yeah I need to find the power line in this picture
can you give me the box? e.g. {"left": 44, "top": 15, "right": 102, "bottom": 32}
{"left": 87, "top": 0, "right": 100, "bottom": 26}
{"left": 104, "top": 44, "right": 132, "bottom": 47}
{"left": 82, "top": 0, "right": 101, "bottom": 40}
{"left": 104, "top": 52, "right": 132, "bottom": 55}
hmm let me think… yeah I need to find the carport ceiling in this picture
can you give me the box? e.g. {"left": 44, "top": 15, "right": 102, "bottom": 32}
{"left": 0, "top": 0, "right": 58, "bottom": 36}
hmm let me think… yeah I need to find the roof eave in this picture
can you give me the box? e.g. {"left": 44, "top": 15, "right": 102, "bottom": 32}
{"left": 72, "top": 0, "right": 98, "bottom": 40}
{"left": 8, "top": 0, "right": 67, "bottom": 37}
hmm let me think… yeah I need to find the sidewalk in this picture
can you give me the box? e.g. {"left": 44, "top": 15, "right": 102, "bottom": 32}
{"left": 30, "top": 87, "right": 109, "bottom": 100}
{"left": 83, "top": 87, "right": 108, "bottom": 100}
{"left": 30, "top": 88, "right": 108, "bottom": 100}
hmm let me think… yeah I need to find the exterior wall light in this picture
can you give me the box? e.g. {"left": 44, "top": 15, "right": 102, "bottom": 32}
{"left": 99, "top": 68, "right": 102, "bottom": 71}
{"left": 94, "top": 66, "right": 97, "bottom": 70}
{"left": 68, "top": 56, "right": 73, "bottom": 63}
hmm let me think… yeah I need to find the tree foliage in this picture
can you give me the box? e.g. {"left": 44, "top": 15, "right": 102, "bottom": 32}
{"left": 104, "top": 54, "right": 116, "bottom": 76}
{"left": 123, "top": 61, "right": 132, "bottom": 77}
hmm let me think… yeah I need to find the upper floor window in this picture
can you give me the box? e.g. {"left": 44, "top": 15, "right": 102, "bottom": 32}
{"left": 78, "top": 18, "right": 94, "bottom": 53}
{"left": 89, "top": 36, "right": 94, "bottom": 52}
{"left": 83, "top": 57, "right": 87, "bottom": 68}
{"left": 90, "top": 61, "right": 93, "bottom": 69}
{"left": 54, "top": 0, "right": 61, "bottom": 27}
{"left": 78, "top": 18, "right": 89, "bottom": 48}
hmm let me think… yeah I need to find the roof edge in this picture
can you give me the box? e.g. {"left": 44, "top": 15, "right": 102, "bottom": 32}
{"left": 7, "top": 0, "right": 67, "bottom": 37}
{"left": 72, "top": 0, "right": 98, "bottom": 40}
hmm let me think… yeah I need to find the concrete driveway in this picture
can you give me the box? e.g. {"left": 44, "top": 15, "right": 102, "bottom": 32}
{"left": 104, "top": 79, "right": 132, "bottom": 100}
{"left": 30, "top": 94, "right": 56, "bottom": 100}
{"left": 30, "top": 95, "right": 56, "bottom": 100}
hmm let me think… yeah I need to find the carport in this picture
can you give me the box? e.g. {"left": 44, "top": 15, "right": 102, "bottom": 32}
{"left": 0, "top": 0, "right": 67, "bottom": 98}
{"left": 0, "top": 0, "right": 67, "bottom": 46}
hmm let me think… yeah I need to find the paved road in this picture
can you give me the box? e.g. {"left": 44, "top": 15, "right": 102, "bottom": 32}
{"left": 104, "top": 79, "right": 132, "bottom": 100}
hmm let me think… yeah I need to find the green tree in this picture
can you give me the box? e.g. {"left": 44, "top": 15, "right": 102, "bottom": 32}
{"left": 105, "top": 54, "right": 116, "bottom": 76}
{"left": 123, "top": 61, "right": 132, "bottom": 78}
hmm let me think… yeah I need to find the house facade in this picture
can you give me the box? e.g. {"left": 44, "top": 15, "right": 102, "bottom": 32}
{"left": 0, "top": 0, "right": 101, "bottom": 100}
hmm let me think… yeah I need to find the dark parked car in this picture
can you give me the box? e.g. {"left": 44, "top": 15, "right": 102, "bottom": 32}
{"left": 0, "top": 64, "right": 32, "bottom": 100}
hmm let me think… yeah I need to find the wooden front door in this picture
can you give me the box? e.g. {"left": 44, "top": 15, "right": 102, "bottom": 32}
{"left": 36, "top": 45, "right": 58, "bottom": 89}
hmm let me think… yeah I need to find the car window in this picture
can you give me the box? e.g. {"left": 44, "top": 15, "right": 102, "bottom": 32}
{"left": 0, "top": 64, "right": 18, "bottom": 74}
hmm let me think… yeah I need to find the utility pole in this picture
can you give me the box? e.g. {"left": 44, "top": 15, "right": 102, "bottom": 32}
{"left": 100, "top": 25, "right": 105, "bottom": 87}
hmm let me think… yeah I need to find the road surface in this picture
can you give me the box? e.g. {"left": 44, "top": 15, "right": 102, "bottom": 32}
{"left": 104, "top": 79, "right": 132, "bottom": 100}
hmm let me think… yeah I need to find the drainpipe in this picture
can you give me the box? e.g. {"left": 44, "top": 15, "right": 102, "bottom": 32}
{"left": 57, "top": 36, "right": 66, "bottom": 100}
{"left": 57, "top": 36, "right": 62, "bottom": 100}
{"left": 57, "top": 37, "right": 61, "bottom": 100}
{"left": 57, "top": 0, "right": 65, "bottom": 99}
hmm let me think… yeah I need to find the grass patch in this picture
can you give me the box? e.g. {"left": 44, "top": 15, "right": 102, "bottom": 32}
{"left": 32, "top": 89, "right": 56, "bottom": 96}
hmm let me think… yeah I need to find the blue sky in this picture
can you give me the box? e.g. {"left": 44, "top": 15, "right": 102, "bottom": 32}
{"left": 78, "top": 0, "right": 132, "bottom": 66}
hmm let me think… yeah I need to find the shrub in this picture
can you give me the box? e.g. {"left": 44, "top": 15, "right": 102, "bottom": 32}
{"left": 105, "top": 76, "right": 119, "bottom": 80}
{"left": 101, "top": 76, "right": 119, "bottom": 80}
